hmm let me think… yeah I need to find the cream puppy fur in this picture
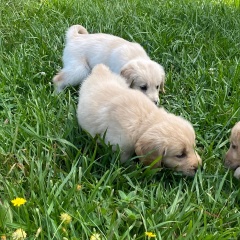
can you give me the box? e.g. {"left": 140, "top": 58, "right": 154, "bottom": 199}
{"left": 53, "top": 25, "right": 165, "bottom": 104}
{"left": 225, "top": 122, "right": 240, "bottom": 177}
{"left": 77, "top": 64, "right": 202, "bottom": 176}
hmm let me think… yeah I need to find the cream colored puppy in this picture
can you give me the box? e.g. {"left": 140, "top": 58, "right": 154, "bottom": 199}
{"left": 53, "top": 25, "right": 165, "bottom": 104}
{"left": 77, "top": 64, "right": 202, "bottom": 176}
{"left": 225, "top": 122, "right": 240, "bottom": 178}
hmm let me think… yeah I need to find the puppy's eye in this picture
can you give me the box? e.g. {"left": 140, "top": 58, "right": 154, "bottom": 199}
{"left": 140, "top": 85, "right": 148, "bottom": 91}
{"left": 156, "top": 85, "right": 159, "bottom": 89}
{"left": 232, "top": 144, "right": 237, "bottom": 150}
{"left": 176, "top": 152, "right": 186, "bottom": 158}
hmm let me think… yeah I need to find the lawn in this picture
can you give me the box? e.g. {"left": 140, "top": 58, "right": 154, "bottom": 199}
{"left": 0, "top": 0, "right": 240, "bottom": 239}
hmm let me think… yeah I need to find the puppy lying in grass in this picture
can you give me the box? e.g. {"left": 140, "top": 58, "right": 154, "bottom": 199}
{"left": 225, "top": 122, "right": 240, "bottom": 179}
{"left": 77, "top": 64, "right": 202, "bottom": 176}
{"left": 53, "top": 24, "right": 165, "bottom": 105}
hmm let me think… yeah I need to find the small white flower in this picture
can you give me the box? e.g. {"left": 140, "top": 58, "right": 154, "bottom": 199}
{"left": 208, "top": 68, "right": 216, "bottom": 74}
{"left": 35, "top": 227, "right": 42, "bottom": 237}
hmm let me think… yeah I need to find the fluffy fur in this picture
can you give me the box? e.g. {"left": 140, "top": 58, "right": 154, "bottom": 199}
{"left": 77, "top": 64, "right": 202, "bottom": 176}
{"left": 225, "top": 122, "right": 240, "bottom": 172}
{"left": 53, "top": 25, "right": 165, "bottom": 104}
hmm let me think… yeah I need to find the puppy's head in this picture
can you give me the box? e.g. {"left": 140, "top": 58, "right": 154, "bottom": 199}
{"left": 225, "top": 122, "right": 240, "bottom": 170}
{"left": 120, "top": 59, "right": 165, "bottom": 105}
{"left": 135, "top": 115, "right": 202, "bottom": 176}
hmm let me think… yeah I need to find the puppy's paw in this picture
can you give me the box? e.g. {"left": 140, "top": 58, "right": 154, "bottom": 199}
{"left": 53, "top": 72, "right": 64, "bottom": 92}
{"left": 234, "top": 167, "right": 240, "bottom": 180}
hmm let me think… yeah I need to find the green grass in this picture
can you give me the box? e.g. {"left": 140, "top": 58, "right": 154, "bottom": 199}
{"left": 1, "top": 0, "right": 240, "bottom": 239}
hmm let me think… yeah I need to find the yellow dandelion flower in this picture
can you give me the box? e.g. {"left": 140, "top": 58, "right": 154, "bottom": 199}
{"left": 1, "top": 235, "right": 7, "bottom": 240}
{"left": 145, "top": 231, "right": 156, "bottom": 238}
{"left": 11, "top": 198, "right": 27, "bottom": 207}
{"left": 76, "top": 184, "right": 82, "bottom": 191}
{"left": 60, "top": 213, "right": 72, "bottom": 224}
{"left": 90, "top": 233, "right": 101, "bottom": 240}
{"left": 12, "top": 228, "right": 27, "bottom": 240}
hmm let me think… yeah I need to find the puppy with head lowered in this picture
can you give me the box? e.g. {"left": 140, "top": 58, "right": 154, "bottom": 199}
{"left": 225, "top": 122, "right": 240, "bottom": 179}
{"left": 53, "top": 25, "right": 165, "bottom": 104}
{"left": 77, "top": 64, "right": 202, "bottom": 176}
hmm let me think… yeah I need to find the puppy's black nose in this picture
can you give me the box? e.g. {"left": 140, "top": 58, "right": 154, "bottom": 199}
{"left": 193, "top": 166, "right": 202, "bottom": 173}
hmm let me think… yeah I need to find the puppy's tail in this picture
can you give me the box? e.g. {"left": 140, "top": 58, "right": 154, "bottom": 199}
{"left": 66, "top": 25, "right": 88, "bottom": 41}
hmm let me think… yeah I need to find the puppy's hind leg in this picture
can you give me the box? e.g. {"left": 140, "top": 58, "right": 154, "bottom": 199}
{"left": 53, "top": 63, "right": 91, "bottom": 92}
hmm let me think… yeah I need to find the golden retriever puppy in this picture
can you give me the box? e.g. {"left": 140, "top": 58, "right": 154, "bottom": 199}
{"left": 225, "top": 122, "right": 240, "bottom": 178}
{"left": 77, "top": 64, "right": 202, "bottom": 176}
{"left": 53, "top": 25, "right": 165, "bottom": 104}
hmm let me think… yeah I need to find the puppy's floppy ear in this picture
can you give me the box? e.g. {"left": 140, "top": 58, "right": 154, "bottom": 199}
{"left": 120, "top": 64, "right": 136, "bottom": 87}
{"left": 135, "top": 134, "right": 165, "bottom": 168}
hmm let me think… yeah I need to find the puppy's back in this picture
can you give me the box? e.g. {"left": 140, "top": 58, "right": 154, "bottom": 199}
{"left": 78, "top": 64, "right": 129, "bottom": 124}
{"left": 77, "top": 64, "right": 158, "bottom": 136}
{"left": 79, "top": 64, "right": 156, "bottom": 112}
{"left": 79, "top": 64, "right": 128, "bottom": 99}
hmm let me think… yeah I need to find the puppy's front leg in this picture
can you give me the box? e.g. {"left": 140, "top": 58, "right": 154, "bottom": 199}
{"left": 120, "top": 151, "right": 132, "bottom": 164}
